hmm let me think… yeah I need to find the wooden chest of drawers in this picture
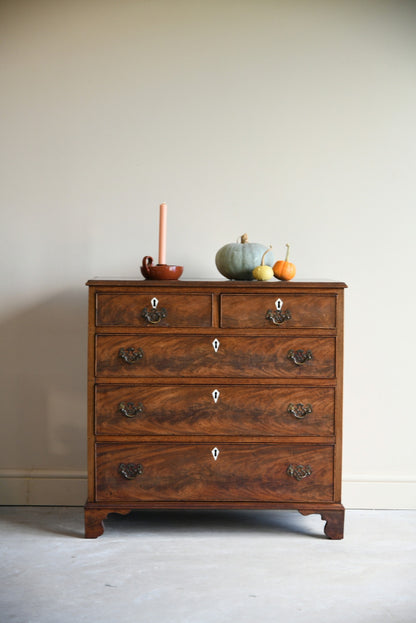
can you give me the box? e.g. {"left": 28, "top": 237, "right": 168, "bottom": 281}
{"left": 85, "top": 279, "right": 346, "bottom": 538}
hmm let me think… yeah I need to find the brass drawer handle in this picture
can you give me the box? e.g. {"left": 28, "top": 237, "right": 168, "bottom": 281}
{"left": 287, "top": 464, "right": 312, "bottom": 481}
{"left": 141, "top": 296, "right": 167, "bottom": 324}
{"left": 287, "top": 403, "right": 312, "bottom": 419}
{"left": 266, "top": 298, "right": 291, "bottom": 326}
{"left": 119, "top": 347, "right": 144, "bottom": 364}
{"left": 266, "top": 309, "right": 291, "bottom": 325}
{"left": 287, "top": 349, "right": 312, "bottom": 366}
{"left": 141, "top": 307, "right": 167, "bottom": 324}
{"left": 119, "top": 463, "right": 143, "bottom": 479}
{"left": 119, "top": 402, "right": 144, "bottom": 418}
{"left": 142, "top": 307, "right": 167, "bottom": 324}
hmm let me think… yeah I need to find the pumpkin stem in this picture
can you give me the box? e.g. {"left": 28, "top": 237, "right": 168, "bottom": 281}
{"left": 241, "top": 233, "right": 249, "bottom": 244}
{"left": 261, "top": 245, "right": 272, "bottom": 266}
{"left": 285, "top": 243, "right": 290, "bottom": 262}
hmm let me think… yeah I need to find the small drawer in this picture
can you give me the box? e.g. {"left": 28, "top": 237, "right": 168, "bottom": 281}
{"left": 95, "top": 335, "right": 336, "bottom": 379}
{"left": 95, "top": 443, "right": 334, "bottom": 502}
{"left": 95, "top": 384, "right": 335, "bottom": 436}
{"left": 220, "top": 294, "right": 337, "bottom": 329}
{"left": 96, "top": 293, "right": 212, "bottom": 327}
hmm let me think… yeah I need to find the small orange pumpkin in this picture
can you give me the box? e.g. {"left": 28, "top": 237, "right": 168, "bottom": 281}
{"left": 273, "top": 243, "right": 296, "bottom": 281}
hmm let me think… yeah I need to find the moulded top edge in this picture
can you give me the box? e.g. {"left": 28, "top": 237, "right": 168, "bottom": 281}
{"left": 86, "top": 278, "right": 347, "bottom": 288}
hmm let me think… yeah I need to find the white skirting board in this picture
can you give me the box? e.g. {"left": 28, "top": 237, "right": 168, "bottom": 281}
{"left": 342, "top": 475, "right": 416, "bottom": 510}
{"left": 0, "top": 470, "right": 415, "bottom": 509}
{"left": 0, "top": 470, "right": 88, "bottom": 506}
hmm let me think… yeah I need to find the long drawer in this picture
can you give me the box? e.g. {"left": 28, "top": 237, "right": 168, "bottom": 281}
{"left": 95, "top": 443, "right": 334, "bottom": 502}
{"left": 95, "top": 384, "right": 335, "bottom": 436}
{"left": 95, "top": 335, "right": 336, "bottom": 378}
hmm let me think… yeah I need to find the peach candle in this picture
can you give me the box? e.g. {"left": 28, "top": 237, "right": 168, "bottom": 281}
{"left": 158, "top": 202, "right": 167, "bottom": 265}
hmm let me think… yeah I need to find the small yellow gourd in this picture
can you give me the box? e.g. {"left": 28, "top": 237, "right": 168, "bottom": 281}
{"left": 252, "top": 246, "right": 274, "bottom": 281}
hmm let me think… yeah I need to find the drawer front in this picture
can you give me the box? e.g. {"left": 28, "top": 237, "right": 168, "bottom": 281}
{"left": 95, "top": 443, "right": 334, "bottom": 502}
{"left": 95, "top": 385, "right": 335, "bottom": 436}
{"left": 96, "top": 293, "right": 212, "bottom": 327}
{"left": 220, "top": 294, "right": 337, "bottom": 329}
{"left": 95, "top": 335, "right": 336, "bottom": 378}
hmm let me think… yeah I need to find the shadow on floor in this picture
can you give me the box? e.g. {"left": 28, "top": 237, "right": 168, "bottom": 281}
{"left": 101, "top": 508, "right": 326, "bottom": 539}
{"left": 0, "top": 507, "right": 328, "bottom": 539}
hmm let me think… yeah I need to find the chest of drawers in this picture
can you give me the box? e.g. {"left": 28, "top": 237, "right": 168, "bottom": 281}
{"left": 85, "top": 279, "right": 346, "bottom": 538}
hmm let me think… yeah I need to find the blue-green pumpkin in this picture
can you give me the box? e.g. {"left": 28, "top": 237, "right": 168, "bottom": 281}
{"left": 215, "top": 233, "right": 274, "bottom": 280}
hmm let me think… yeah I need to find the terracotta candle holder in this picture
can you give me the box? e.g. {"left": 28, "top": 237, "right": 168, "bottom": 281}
{"left": 141, "top": 256, "right": 183, "bottom": 280}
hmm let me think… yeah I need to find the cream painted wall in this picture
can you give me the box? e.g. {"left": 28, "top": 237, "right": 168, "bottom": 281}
{"left": 1, "top": 0, "right": 415, "bottom": 508}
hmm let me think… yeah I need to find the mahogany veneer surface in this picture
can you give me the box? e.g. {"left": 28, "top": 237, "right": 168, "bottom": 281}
{"left": 85, "top": 279, "right": 346, "bottom": 538}
{"left": 94, "top": 384, "right": 335, "bottom": 436}
{"left": 95, "top": 335, "right": 336, "bottom": 378}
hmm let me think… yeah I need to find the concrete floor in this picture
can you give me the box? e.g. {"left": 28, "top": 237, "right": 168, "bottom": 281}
{"left": 0, "top": 508, "right": 415, "bottom": 623}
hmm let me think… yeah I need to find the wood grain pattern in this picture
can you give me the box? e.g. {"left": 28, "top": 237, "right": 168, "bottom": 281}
{"left": 86, "top": 279, "right": 346, "bottom": 538}
{"left": 95, "top": 384, "right": 335, "bottom": 436}
{"left": 96, "top": 335, "right": 336, "bottom": 379}
{"left": 220, "top": 293, "right": 337, "bottom": 329}
{"left": 95, "top": 442, "right": 334, "bottom": 503}
{"left": 299, "top": 508, "right": 345, "bottom": 539}
{"left": 96, "top": 293, "right": 212, "bottom": 327}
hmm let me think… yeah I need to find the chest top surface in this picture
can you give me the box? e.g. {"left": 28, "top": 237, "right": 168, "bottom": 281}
{"left": 87, "top": 278, "right": 347, "bottom": 288}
